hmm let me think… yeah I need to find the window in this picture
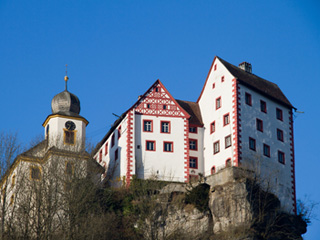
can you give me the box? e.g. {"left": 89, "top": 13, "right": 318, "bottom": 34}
{"left": 65, "top": 161, "right": 74, "bottom": 175}
{"left": 164, "top": 142, "right": 173, "bottom": 152}
{"left": 111, "top": 134, "right": 115, "bottom": 147}
{"left": 212, "top": 83, "right": 215, "bottom": 89}
{"left": 216, "top": 97, "right": 221, "bottom": 110}
{"left": 105, "top": 142, "right": 108, "bottom": 155}
{"left": 30, "top": 166, "right": 41, "bottom": 180}
{"left": 64, "top": 130, "right": 75, "bottom": 145}
{"left": 276, "top": 108, "right": 283, "bottom": 121}
{"left": 210, "top": 121, "right": 215, "bottom": 134}
{"left": 189, "top": 157, "right": 198, "bottom": 169}
{"left": 223, "top": 113, "right": 230, "bottom": 126}
{"left": 161, "top": 121, "right": 170, "bottom": 133}
{"left": 256, "top": 119, "right": 263, "bottom": 132}
{"left": 214, "top": 64, "right": 217, "bottom": 71}
{"left": 226, "top": 159, "right": 231, "bottom": 167}
{"left": 225, "top": 135, "right": 232, "bottom": 148}
{"left": 249, "top": 137, "right": 256, "bottom": 151}
{"left": 221, "top": 76, "right": 225, "bottom": 82}
{"left": 213, "top": 141, "right": 220, "bottom": 154}
{"left": 143, "top": 120, "right": 153, "bottom": 132}
{"left": 189, "top": 126, "right": 197, "bottom": 133}
{"left": 163, "top": 105, "right": 167, "bottom": 110}
{"left": 147, "top": 104, "right": 150, "bottom": 108}
{"left": 211, "top": 166, "right": 216, "bottom": 174}
{"left": 260, "top": 100, "right": 267, "bottom": 113}
{"left": 189, "top": 139, "right": 198, "bottom": 151}
{"left": 146, "top": 141, "right": 155, "bottom": 151}
{"left": 115, "top": 149, "right": 119, "bottom": 160}
{"left": 263, "top": 144, "right": 270, "bottom": 157}
{"left": 118, "top": 126, "right": 121, "bottom": 139}
{"left": 278, "top": 151, "right": 285, "bottom": 164}
{"left": 277, "top": 129, "right": 284, "bottom": 142}
{"left": 245, "top": 93, "right": 252, "bottom": 106}
{"left": 99, "top": 150, "right": 102, "bottom": 163}
{"left": 155, "top": 87, "right": 159, "bottom": 92}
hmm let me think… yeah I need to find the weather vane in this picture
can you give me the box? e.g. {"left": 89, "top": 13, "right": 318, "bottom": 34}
{"left": 64, "top": 64, "right": 69, "bottom": 91}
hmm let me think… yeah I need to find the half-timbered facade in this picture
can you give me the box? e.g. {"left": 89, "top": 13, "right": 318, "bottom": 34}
{"left": 94, "top": 56, "right": 296, "bottom": 213}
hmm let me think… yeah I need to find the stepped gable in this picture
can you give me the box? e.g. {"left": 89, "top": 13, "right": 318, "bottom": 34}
{"left": 175, "top": 99, "right": 203, "bottom": 126}
{"left": 217, "top": 56, "right": 293, "bottom": 108}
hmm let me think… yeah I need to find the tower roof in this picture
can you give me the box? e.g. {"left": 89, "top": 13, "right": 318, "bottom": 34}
{"left": 51, "top": 90, "right": 81, "bottom": 116}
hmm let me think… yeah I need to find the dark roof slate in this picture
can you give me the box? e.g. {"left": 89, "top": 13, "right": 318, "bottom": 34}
{"left": 217, "top": 56, "right": 293, "bottom": 108}
{"left": 175, "top": 99, "right": 203, "bottom": 126}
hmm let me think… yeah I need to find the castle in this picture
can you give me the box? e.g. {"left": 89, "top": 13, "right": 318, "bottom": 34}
{"left": 0, "top": 56, "right": 296, "bottom": 219}
{"left": 93, "top": 56, "right": 296, "bottom": 213}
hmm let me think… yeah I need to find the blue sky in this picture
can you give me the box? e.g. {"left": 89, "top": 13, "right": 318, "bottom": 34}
{"left": 0, "top": 0, "right": 319, "bottom": 238}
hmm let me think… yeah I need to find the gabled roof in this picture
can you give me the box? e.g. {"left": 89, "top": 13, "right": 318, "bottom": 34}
{"left": 93, "top": 80, "right": 192, "bottom": 155}
{"left": 198, "top": 56, "right": 294, "bottom": 108}
{"left": 175, "top": 100, "right": 203, "bottom": 126}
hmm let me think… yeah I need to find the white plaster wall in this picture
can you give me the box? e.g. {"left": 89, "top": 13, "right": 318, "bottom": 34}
{"left": 94, "top": 115, "right": 129, "bottom": 185}
{"left": 134, "top": 114, "right": 186, "bottom": 182}
{"left": 238, "top": 84, "right": 294, "bottom": 212}
{"left": 46, "top": 116, "right": 86, "bottom": 151}
{"left": 188, "top": 127, "right": 204, "bottom": 176}
{"left": 198, "top": 58, "right": 235, "bottom": 176}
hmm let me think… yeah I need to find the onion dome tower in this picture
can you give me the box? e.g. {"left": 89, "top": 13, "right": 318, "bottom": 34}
{"left": 43, "top": 69, "right": 89, "bottom": 151}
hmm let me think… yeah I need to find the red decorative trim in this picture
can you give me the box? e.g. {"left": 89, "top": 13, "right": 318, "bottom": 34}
{"left": 249, "top": 137, "right": 256, "bottom": 151}
{"left": 212, "top": 83, "right": 215, "bottom": 89}
{"left": 221, "top": 76, "right": 225, "bottom": 82}
{"left": 160, "top": 121, "right": 171, "bottom": 134}
{"left": 126, "top": 111, "right": 134, "bottom": 187}
{"left": 210, "top": 121, "right": 215, "bottom": 134}
{"left": 223, "top": 113, "right": 230, "bottom": 126}
{"left": 189, "top": 139, "right": 198, "bottom": 151}
{"left": 111, "top": 134, "right": 115, "bottom": 147}
{"left": 189, "top": 124, "right": 198, "bottom": 134}
{"left": 146, "top": 140, "right": 156, "bottom": 151}
{"left": 245, "top": 92, "right": 252, "bottom": 106}
{"left": 216, "top": 96, "right": 222, "bottom": 110}
{"left": 276, "top": 108, "right": 283, "bottom": 121}
{"left": 189, "top": 157, "right": 198, "bottom": 169}
{"left": 260, "top": 100, "right": 267, "bottom": 113}
{"left": 184, "top": 119, "right": 190, "bottom": 182}
{"left": 133, "top": 80, "right": 190, "bottom": 118}
{"left": 263, "top": 144, "right": 270, "bottom": 158}
{"left": 278, "top": 150, "right": 285, "bottom": 164}
{"left": 225, "top": 158, "right": 231, "bottom": 167}
{"left": 99, "top": 150, "right": 102, "bottom": 163}
{"left": 143, "top": 119, "right": 153, "bottom": 132}
{"left": 105, "top": 142, "right": 108, "bottom": 155}
{"left": 289, "top": 110, "right": 297, "bottom": 214}
{"left": 277, "top": 128, "right": 284, "bottom": 142}
{"left": 118, "top": 125, "right": 122, "bottom": 139}
{"left": 232, "top": 78, "right": 241, "bottom": 166}
{"left": 225, "top": 135, "right": 232, "bottom": 149}
{"left": 256, "top": 118, "right": 263, "bottom": 132}
{"left": 214, "top": 64, "right": 217, "bottom": 71}
{"left": 163, "top": 141, "right": 173, "bottom": 152}
{"left": 213, "top": 140, "right": 220, "bottom": 154}
{"left": 211, "top": 166, "right": 216, "bottom": 174}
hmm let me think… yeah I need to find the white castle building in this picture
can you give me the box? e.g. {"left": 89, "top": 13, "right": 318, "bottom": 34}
{"left": 94, "top": 56, "right": 296, "bottom": 213}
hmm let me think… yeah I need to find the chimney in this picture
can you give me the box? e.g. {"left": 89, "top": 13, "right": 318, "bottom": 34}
{"left": 238, "top": 62, "right": 252, "bottom": 73}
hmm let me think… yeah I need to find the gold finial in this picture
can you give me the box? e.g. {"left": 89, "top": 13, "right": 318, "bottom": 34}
{"left": 64, "top": 64, "right": 69, "bottom": 91}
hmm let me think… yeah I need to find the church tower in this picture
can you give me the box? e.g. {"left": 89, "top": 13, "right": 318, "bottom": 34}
{"left": 42, "top": 73, "right": 89, "bottom": 152}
